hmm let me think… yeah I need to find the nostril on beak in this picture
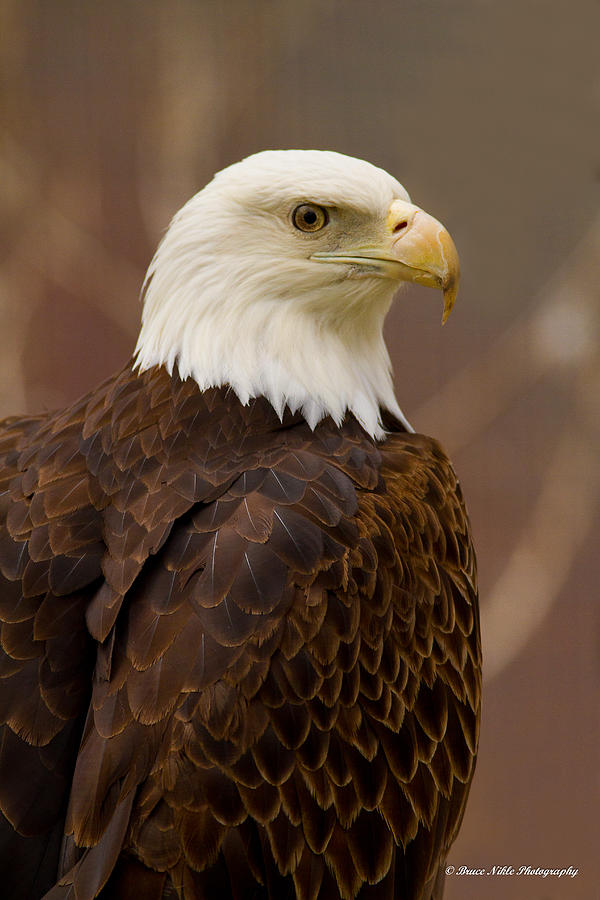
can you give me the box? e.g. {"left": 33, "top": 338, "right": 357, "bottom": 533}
{"left": 393, "top": 220, "right": 408, "bottom": 234}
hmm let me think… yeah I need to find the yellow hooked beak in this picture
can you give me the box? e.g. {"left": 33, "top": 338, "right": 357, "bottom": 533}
{"left": 311, "top": 198, "right": 460, "bottom": 323}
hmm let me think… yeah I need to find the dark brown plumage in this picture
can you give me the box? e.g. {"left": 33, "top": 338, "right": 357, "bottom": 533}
{"left": 0, "top": 363, "right": 480, "bottom": 900}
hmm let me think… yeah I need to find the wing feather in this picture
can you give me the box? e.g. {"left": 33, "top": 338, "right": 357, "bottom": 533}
{"left": 0, "top": 370, "right": 480, "bottom": 900}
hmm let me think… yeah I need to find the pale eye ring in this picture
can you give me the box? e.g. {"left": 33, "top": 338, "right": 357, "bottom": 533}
{"left": 292, "top": 203, "right": 329, "bottom": 233}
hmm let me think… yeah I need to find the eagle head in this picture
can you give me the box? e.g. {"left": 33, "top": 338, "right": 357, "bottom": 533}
{"left": 135, "top": 150, "right": 459, "bottom": 439}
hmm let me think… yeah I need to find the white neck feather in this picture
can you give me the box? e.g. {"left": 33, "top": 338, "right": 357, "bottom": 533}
{"left": 135, "top": 289, "right": 408, "bottom": 440}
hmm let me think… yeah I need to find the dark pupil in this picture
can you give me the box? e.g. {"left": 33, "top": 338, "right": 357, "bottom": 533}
{"left": 303, "top": 209, "right": 317, "bottom": 225}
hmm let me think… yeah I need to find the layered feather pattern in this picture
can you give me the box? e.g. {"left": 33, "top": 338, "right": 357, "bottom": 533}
{"left": 0, "top": 364, "right": 480, "bottom": 900}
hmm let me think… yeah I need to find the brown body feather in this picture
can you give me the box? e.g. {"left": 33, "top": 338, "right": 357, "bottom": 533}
{"left": 0, "top": 364, "right": 480, "bottom": 899}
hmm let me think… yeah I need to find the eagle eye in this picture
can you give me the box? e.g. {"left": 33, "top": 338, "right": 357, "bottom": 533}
{"left": 292, "top": 203, "right": 328, "bottom": 233}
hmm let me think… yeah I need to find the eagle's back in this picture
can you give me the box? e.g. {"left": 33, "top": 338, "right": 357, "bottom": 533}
{"left": 0, "top": 365, "right": 480, "bottom": 900}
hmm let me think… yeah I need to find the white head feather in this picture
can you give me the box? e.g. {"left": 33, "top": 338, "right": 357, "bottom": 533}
{"left": 135, "top": 149, "right": 413, "bottom": 439}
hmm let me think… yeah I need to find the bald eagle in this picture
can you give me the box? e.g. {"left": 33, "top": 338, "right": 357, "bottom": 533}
{"left": 0, "top": 151, "right": 480, "bottom": 900}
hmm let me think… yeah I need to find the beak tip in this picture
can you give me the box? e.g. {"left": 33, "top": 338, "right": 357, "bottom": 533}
{"left": 441, "top": 278, "right": 458, "bottom": 325}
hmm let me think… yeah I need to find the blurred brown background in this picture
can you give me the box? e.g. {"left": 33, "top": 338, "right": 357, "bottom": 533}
{"left": 1, "top": 1, "right": 599, "bottom": 897}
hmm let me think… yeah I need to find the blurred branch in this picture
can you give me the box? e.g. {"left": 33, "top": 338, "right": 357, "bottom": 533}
{"left": 0, "top": 145, "right": 143, "bottom": 336}
{"left": 482, "top": 399, "right": 599, "bottom": 682}
{"left": 414, "top": 217, "right": 600, "bottom": 456}
{"left": 416, "top": 217, "right": 600, "bottom": 682}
